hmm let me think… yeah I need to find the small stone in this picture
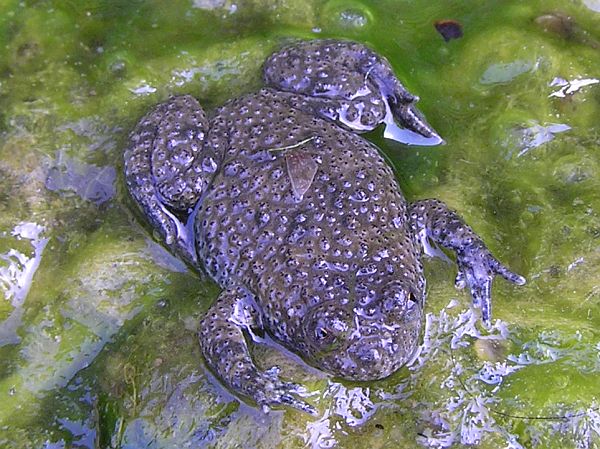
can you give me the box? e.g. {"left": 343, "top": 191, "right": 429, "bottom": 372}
{"left": 434, "top": 19, "right": 463, "bottom": 42}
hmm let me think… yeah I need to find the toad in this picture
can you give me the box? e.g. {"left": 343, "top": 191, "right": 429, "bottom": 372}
{"left": 124, "top": 39, "right": 525, "bottom": 414}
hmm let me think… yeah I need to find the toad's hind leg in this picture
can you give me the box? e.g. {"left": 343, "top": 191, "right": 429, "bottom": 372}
{"left": 409, "top": 199, "right": 526, "bottom": 322}
{"left": 263, "top": 39, "right": 443, "bottom": 145}
{"left": 124, "top": 95, "right": 220, "bottom": 264}
{"left": 200, "top": 285, "right": 317, "bottom": 415}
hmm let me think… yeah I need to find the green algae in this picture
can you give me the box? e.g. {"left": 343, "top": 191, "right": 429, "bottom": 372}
{"left": 0, "top": 0, "right": 599, "bottom": 448}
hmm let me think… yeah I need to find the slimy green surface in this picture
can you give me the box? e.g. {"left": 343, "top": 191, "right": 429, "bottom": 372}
{"left": 0, "top": 1, "right": 599, "bottom": 448}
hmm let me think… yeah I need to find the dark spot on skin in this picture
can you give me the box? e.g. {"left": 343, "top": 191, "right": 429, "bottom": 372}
{"left": 434, "top": 19, "right": 463, "bottom": 42}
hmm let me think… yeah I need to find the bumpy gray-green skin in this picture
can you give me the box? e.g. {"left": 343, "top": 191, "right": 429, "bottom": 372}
{"left": 124, "top": 40, "right": 525, "bottom": 415}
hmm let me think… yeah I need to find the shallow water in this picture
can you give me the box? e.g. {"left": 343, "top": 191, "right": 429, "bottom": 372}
{"left": 0, "top": 1, "right": 599, "bottom": 448}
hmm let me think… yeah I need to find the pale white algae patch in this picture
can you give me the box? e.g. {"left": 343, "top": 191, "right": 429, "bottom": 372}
{"left": 516, "top": 122, "right": 571, "bottom": 157}
{"left": 0, "top": 222, "right": 49, "bottom": 346}
{"left": 549, "top": 77, "right": 599, "bottom": 98}
{"left": 0, "top": 222, "right": 48, "bottom": 307}
{"left": 129, "top": 83, "right": 157, "bottom": 95}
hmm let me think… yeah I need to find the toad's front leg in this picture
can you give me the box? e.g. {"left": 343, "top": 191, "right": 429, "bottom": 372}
{"left": 199, "top": 285, "right": 317, "bottom": 415}
{"left": 409, "top": 199, "right": 526, "bottom": 322}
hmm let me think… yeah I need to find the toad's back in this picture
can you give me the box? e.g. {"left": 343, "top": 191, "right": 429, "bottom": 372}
{"left": 196, "top": 88, "right": 425, "bottom": 362}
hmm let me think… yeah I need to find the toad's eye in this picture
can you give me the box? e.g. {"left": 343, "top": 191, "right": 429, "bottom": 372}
{"left": 309, "top": 316, "right": 348, "bottom": 350}
{"left": 303, "top": 304, "right": 351, "bottom": 351}
{"left": 382, "top": 282, "right": 419, "bottom": 313}
{"left": 314, "top": 326, "right": 329, "bottom": 340}
{"left": 312, "top": 320, "right": 337, "bottom": 346}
